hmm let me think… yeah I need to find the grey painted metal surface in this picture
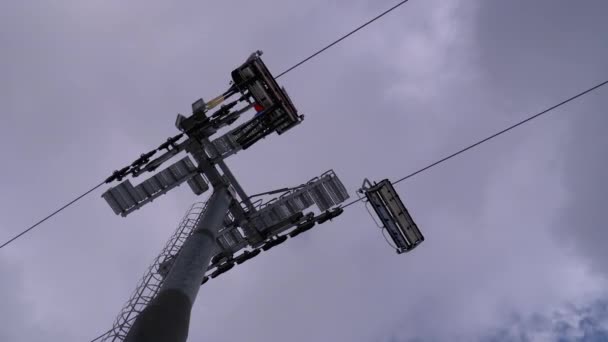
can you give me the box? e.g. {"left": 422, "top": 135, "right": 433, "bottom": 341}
{"left": 247, "top": 170, "right": 349, "bottom": 234}
{"left": 102, "top": 51, "right": 302, "bottom": 220}
{"left": 216, "top": 159, "right": 254, "bottom": 212}
{"left": 102, "top": 157, "right": 206, "bottom": 217}
{"left": 187, "top": 174, "right": 209, "bottom": 196}
{"left": 122, "top": 289, "right": 192, "bottom": 342}
{"left": 123, "top": 187, "right": 231, "bottom": 342}
{"left": 100, "top": 203, "right": 209, "bottom": 342}
{"left": 159, "top": 186, "right": 231, "bottom": 303}
{"left": 99, "top": 51, "right": 334, "bottom": 341}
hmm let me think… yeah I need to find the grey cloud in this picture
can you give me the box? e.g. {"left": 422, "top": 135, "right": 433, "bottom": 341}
{"left": 480, "top": 300, "right": 608, "bottom": 342}
{"left": 1, "top": 1, "right": 608, "bottom": 341}
{"left": 473, "top": 0, "right": 608, "bottom": 275}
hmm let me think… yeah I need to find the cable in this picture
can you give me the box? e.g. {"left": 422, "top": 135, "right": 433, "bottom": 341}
{"left": 0, "top": 181, "right": 106, "bottom": 250}
{"left": 341, "top": 78, "right": 608, "bottom": 209}
{"left": 247, "top": 184, "right": 306, "bottom": 199}
{"left": 2, "top": 1, "right": 413, "bottom": 251}
{"left": 85, "top": 80, "right": 607, "bottom": 341}
{"left": 275, "top": 0, "right": 411, "bottom": 79}
{"left": 381, "top": 227, "right": 400, "bottom": 252}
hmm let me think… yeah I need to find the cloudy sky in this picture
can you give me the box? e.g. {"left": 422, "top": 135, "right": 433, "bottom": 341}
{"left": 1, "top": 0, "right": 607, "bottom": 341}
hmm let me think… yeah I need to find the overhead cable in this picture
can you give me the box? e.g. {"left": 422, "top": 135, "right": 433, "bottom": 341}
{"left": 341, "top": 79, "right": 608, "bottom": 209}
{"left": 1, "top": 0, "right": 414, "bottom": 251}
{"left": 275, "top": 0, "right": 411, "bottom": 78}
{"left": 0, "top": 182, "right": 106, "bottom": 250}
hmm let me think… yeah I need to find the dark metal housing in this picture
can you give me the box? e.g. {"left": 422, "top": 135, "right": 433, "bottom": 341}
{"left": 230, "top": 51, "right": 303, "bottom": 149}
{"left": 362, "top": 179, "right": 424, "bottom": 254}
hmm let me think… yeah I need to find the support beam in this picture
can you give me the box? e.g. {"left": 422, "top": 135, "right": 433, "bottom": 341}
{"left": 124, "top": 186, "right": 231, "bottom": 342}
{"left": 217, "top": 159, "right": 255, "bottom": 212}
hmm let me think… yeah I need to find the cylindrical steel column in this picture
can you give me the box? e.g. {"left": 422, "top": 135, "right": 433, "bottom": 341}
{"left": 124, "top": 186, "right": 231, "bottom": 342}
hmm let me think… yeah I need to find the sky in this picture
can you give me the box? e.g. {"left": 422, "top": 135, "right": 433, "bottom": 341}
{"left": 1, "top": 0, "right": 607, "bottom": 341}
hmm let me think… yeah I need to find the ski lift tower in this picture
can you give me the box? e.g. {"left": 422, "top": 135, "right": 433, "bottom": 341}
{"left": 98, "top": 51, "right": 425, "bottom": 342}
{"left": 98, "top": 51, "right": 350, "bottom": 342}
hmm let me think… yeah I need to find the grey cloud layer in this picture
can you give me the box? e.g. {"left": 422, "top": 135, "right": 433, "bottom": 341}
{"left": 1, "top": 1, "right": 607, "bottom": 341}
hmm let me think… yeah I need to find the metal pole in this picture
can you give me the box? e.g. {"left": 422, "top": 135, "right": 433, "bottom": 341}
{"left": 124, "top": 186, "right": 231, "bottom": 342}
